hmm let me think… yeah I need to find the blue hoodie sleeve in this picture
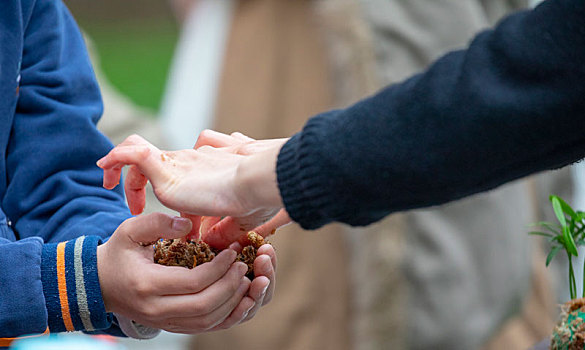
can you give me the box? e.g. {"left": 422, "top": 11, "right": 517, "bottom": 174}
{"left": 0, "top": 0, "right": 132, "bottom": 338}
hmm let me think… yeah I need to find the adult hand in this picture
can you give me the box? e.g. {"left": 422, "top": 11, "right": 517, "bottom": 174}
{"left": 191, "top": 130, "right": 292, "bottom": 247}
{"left": 97, "top": 132, "right": 291, "bottom": 248}
{"left": 97, "top": 212, "right": 273, "bottom": 333}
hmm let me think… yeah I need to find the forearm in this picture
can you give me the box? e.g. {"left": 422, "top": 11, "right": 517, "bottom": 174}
{"left": 0, "top": 238, "right": 47, "bottom": 337}
{"left": 277, "top": 0, "right": 585, "bottom": 229}
{"left": 5, "top": 0, "right": 131, "bottom": 242}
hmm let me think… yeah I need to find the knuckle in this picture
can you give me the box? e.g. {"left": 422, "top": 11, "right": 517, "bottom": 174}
{"left": 137, "top": 147, "right": 150, "bottom": 158}
{"left": 231, "top": 277, "right": 242, "bottom": 294}
{"left": 198, "top": 130, "right": 214, "bottom": 144}
{"left": 197, "top": 145, "right": 213, "bottom": 152}
{"left": 192, "top": 301, "right": 213, "bottom": 316}
{"left": 151, "top": 212, "right": 170, "bottom": 224}
{"left": 125, "top": 134, "right": 142, "bottom": 145}
{"left": 187, "top": 278, "right": 203, "bottom": 293}
{"left": 127, "top": 133, "right": 142, "bottom": 142}
{"left": 134, "top": 278, "right": 154, "bottom": 298}
{"left": 199, "top": 317, "right": 218, "bottom": 331}
{"left": 145, "top": 212, "right": 171, "bottom": 230}
{"left": 140, "top": 304, "right": 161, "bottom": 321}
{"left": 236, "top": 144, "right": 251, "bottom": 155}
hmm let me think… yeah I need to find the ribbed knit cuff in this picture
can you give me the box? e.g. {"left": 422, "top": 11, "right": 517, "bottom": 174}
{"left": 277, "top": 116, "right": 340, "bottom": 230}
{"left": 41, "top": 236, "right": 111, "bottom": 333}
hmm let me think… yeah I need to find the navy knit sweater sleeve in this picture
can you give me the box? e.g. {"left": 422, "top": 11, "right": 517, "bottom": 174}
{"left": 277, "top": 0, "right": 585, "bottom": 230}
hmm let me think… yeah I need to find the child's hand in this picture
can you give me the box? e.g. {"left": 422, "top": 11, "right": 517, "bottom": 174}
{"left": 209, "top": 242, "right": 277, "bottom": 330}
{"left": 97, "top": 213, "right": 263, "bottom": 333}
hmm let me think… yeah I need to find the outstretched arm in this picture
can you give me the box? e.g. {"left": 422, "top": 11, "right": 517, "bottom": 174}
{"left": 99, "top": 0, "right": 585, "bottom": 241}
{"left": 98, "top": 132, "right": 290, "bottom": 247}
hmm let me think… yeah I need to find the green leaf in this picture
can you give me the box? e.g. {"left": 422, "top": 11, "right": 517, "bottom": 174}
{"left": 550, "top": 197, "right": 578, "bottom": 255}
{"left": 551, "top": 195, "right": 578, "bottom": 220}
{"left": 528, "top": 231, "right": 554, "bottom": 238}
{"left": 564, "top": 225, "right": 579, "bottom": 256}
{"left": 529, "top": 221, "right": 561, "bottom": 235}
{"left": 552, "top": 197, "right": 568, "bottom": 227}
{"left": 546, "top": 245, "right": 562, "bottom": 266}
{"left": 574, "top": 225, "right": 585, "bottom": 241}
{"left": 529, "top": 221, "right": 557, "bottom": 227}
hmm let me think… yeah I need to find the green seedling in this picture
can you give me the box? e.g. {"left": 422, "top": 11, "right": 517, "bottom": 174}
{"left": 529, "top": 195, "right": 585, "bottom": 300}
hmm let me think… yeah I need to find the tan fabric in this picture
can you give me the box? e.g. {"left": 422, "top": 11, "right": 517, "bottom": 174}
{"left": 191, "top": 1, "right": 351, "bottom": 349}
{"left": 481, "top": 233, "right": 557, "bottom": 350}
{"left": 319, "top": 0, "right": 562, "bottom": 349}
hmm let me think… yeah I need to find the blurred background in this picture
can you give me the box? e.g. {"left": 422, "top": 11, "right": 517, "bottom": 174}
{"left": 66, "top": 0, "right": 178, "bottom": 112}
{"left": 19, "top": 0, "right": 581, "bottom": 349}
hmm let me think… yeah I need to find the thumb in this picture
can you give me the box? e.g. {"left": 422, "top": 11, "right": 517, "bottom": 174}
{"left": 180, "top": 213, "right": 203, "bottom": 241}
{"left": 236, "top": 210, "right": 291, "bottom": 246}
{"left": 252, "top": 209, "right": 291, "bottom": 237}
{"left": 201, "top": 216, "right": 246, "bottom": 249}
{"left": 121, "top": 212, "right": 193, "bottom": 245}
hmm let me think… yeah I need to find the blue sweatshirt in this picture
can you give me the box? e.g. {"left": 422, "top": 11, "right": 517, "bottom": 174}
{"left": 277, "top": 0, "right": 585, "bottom": 229}
{"left": 0, "top": 0, "right": 132, "bottom": 340}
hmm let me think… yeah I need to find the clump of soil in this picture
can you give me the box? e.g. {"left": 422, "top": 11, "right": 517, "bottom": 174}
{"left": 154, "top": 239, "right": 218, "bottom": 268}
{"left": 551, "top": 298, "right": 585, "bottom": 350}
{"left": 154, "top": 231, "right": 267, "bottom": 279}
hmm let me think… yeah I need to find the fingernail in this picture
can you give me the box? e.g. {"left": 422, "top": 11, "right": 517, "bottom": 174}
{"left": 242, "top": 305, "right": 253, "bottom": 319}
{"left": 220, "top": 248, "right": 237, "bottom": 261}
{"left": 237, "top": 262, "right": 248, "bottom": 275}
{"left": 228, "top": 249, "right": 238, "bottom": 261}
{"left": 172, "top": 217, "right": 192, "bottom": 231}
{"left": 261, "top": 283, "right": 269, "bottom": 297}
{"left": 96, "top": 159, "right": 104, "bottom": 167}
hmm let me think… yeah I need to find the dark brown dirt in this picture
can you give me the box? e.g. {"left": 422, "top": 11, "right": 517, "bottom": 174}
{"left": 154, "top": 231, "right": 267, "bottom": 279}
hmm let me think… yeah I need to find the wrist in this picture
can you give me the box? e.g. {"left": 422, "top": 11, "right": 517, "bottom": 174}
{"left": 41, "top": 236, "right": 112, "bottom": 332}
{"left": 96, "top": 244, "right": 112, "bottom": 313}
{"left": 236, "top": 141, "right": 286, "bottom": 213}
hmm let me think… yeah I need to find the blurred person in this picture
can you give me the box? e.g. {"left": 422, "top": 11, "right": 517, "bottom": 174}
{"left": 99, "top": 0, "right": 585, "bottom": 349}
{"left": 0, "top": 0, "right": 275, "bottom": 347}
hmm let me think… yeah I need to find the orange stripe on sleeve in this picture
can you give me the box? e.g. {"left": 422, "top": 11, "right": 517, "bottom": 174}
{"left": 56, "top": 242, "right": 74, "bottom": 331}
